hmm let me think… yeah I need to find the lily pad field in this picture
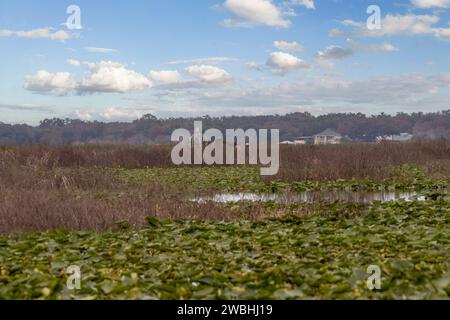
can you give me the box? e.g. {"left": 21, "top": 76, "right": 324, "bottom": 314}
{"left": 0, "top": 142, "right": 449, "bottom": 300}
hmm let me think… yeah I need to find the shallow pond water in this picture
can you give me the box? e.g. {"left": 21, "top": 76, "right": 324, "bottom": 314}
{"left": 194, "top": 191, "right": 426, "bottom": 204}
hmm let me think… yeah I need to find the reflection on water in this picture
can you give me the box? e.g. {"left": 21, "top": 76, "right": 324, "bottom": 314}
{"left": 194, "top": 192, "right": 427, "bottom": 204}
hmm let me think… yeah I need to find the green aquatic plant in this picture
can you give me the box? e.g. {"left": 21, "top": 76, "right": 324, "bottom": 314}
{"left": 114, "top": 165, "right": 449, "bottom": 194}
{"left": 0, "top": 200, "right": 448, "bottom": 300}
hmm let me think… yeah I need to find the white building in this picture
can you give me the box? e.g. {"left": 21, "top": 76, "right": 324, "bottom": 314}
{"left": 314, "top": 129, "right": 342, "bottom": 145}
{"left": 376, "top": 133, "right": 414, "bottom": 143}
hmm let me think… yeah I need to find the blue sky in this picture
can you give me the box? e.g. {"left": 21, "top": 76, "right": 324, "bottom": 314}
{"left": 1, "top": 0, "right": 450, "bottom": 124}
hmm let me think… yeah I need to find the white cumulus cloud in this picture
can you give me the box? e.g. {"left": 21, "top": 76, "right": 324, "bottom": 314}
{"left": 78, "top": 61, "right": 152, "bottom": 94}
{"left": 148, "top": 70, "right": 182, "bottom": 84}
{"left": 245, "top": 61, "right": 264, "bottom": 71}
{"left": 411, "top": 0, "right": 450, "bottom": 8}
{"left": 0, "top": 28, "right": 70, "bottom": 42}
{"left": 100, "top": 107, "right": 147, "bottom": 121}
{"left": 24, "top": 70, "right": 76, "bottom": 96}
{"left": 335, "top": 14, "right": 450, "bottom": 42}
{"left": 290, "top": 0, "right": 315, "bottom": 10}
{"left": 317, "top": 45, "right": 354, "bottom": 60}
{"left": 266, "top": 51, "right": 310, "bottom": 74}
{"left": 67, "top": 59, "right": 81, "bottom": 67}
{"left": 435, "top": 27, "right": 450, "bottom": 40}
{"left": 75, "top": 110, "right": 93, "bottom": 121}
{"left": 339, "top": 14, "right": 440, "bottom": 37}
{"left": 348, "top": 40, "right": 399, "bottom": 52}
{"left": 315, "top": 45, "right": 354, "bottom": 69}
{"left": 185, "top": 65, "right": 232, "bottom": 84}
{"left": 223, "top": 0, "right": 291, "bottom": 28}
{"left": 273, "top": 40, "right": 304, "bottom": 52}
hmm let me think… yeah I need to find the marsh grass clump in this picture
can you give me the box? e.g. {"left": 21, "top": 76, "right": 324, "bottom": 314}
{"left": 0, "top": 142, "right": 448, "bottom": 233}
{"left": 273, "top": 140, "right": 450, "bottom": 182}
{"left": 1, "top": 140, "right": 449, "bottom": 180}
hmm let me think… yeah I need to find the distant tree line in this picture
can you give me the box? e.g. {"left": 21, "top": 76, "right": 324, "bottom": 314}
{"left": 0, "top": 110, "right": 449, "bottom": 145}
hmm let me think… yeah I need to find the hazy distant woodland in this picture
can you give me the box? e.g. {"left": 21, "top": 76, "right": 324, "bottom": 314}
{"left": 1, "top": 111, "right": 449, "bottom": 145}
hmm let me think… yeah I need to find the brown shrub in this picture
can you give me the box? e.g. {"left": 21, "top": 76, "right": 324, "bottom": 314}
{"left": 0, "top": 144, "right": 174, "bottom": 169}
{"left": 272, "top": 140, "right": 450, "bottom": 181}
{"left": 0, "top": 160, "right": 230, "bottom": 233}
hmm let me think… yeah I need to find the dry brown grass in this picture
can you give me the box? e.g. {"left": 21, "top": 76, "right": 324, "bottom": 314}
{"left": 1, "top": 140, "right": 448, "bottom": 180}
{"left": 0, "top": 141, "right": 448, "bottom": 233}
{"left": 0, "top": 160, "right": 229, "bottom": 233}
{"left": 273, "top": 140, "right": 450, "bottom": 181}
{"left": 0, "top": 144, "right": 174, "bottom": 169}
